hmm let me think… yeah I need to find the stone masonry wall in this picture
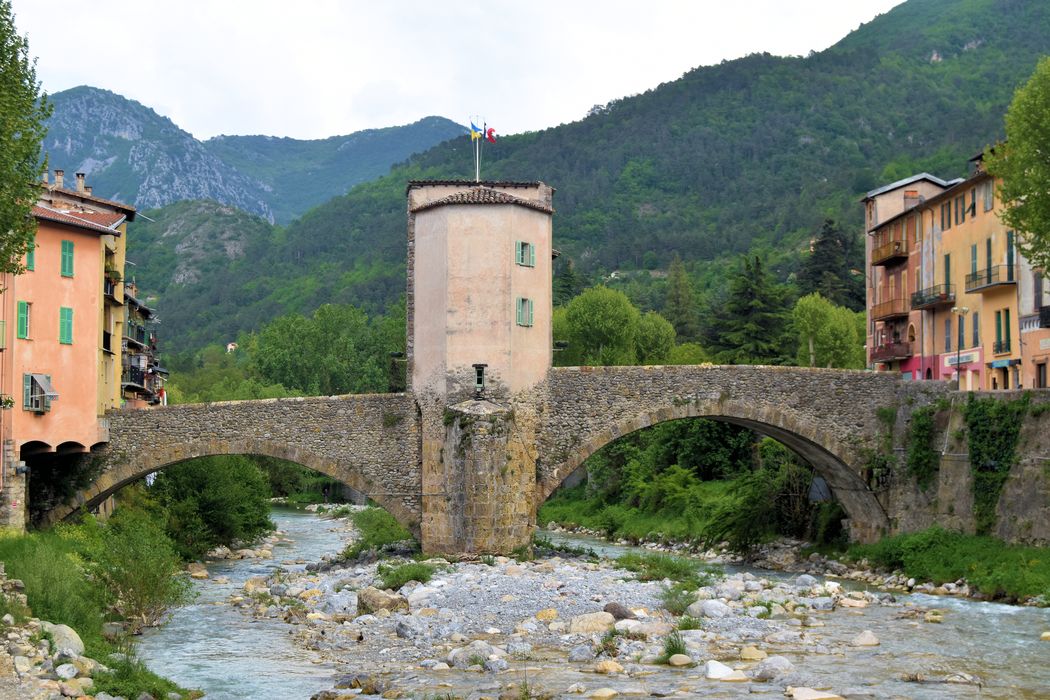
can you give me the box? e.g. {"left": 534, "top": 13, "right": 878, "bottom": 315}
{"left": 46, "top": 393, "right": 422, "bottom": 532}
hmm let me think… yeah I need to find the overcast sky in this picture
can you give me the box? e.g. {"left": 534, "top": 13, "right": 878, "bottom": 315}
{"left": 11, "top": 0, "right": 903, "bottom": 141}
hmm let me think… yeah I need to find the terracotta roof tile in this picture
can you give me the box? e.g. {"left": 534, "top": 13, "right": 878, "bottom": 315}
{"left": 32, "top": 205, "right": 126, "bottom": 235}
{"left": 410, "top": 186, "right": 553, "bottom": 214}
{"left": 41, "top": 184, "right": 137, "bottom": 216}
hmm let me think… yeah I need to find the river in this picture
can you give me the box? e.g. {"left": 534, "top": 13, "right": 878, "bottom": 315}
{"left": 137, "top": 514, "right": 1050, "bottom": 699}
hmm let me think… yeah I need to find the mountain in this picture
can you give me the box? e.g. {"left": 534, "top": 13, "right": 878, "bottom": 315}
{"left": 130, "top": 0, "right": 1050, "bottom": 355}
{"left": 43, "top": 86, "right": 465, "bottom": 223}
{"left": 202, "top": 117, "right": 466, "bottom": 224}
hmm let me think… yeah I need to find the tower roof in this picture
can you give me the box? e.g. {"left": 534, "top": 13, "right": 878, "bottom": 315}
{"left": 409, "top": 185, "right": 553, "bottom": 214}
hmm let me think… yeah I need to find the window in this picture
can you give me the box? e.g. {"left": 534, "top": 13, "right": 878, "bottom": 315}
{"left": 983, "top": 180, "right": 994, "bottom": 211}
{"left": 60, "top": 240, "right": 74, "bottom": 277}
{"left": 970, "top": 244, "right": 977, "bottom": 278}
{"left": 514, "top": 241, "right": 536, "bottom": 267}
{"left": 968, "top": 188, "right": 976, "bottom": 218}
{"left": 944, "top": 253, "right": 951, "bottom": 288}
{"left": 59, "top": 307, "right": 73, "bottom": 345}
{"left": 515, "top": 297, "right": 534, "bottom": 327}
{"left": 1038, "top": 363, "right": 1047, "bottom": 389}
{"left": 473, "top": 365, "right": 486, "bottom": 391}
{"left": 940, "top": 203, "right": 952, "bottom": 231}
{"left": 972, "top": 311, "right": 979, "bottom": 348}
{"left": 25, "top": 242, "right": 34, "bottom": 271}
{"left": 1005, "top": 308, "right": 1012, "bottom": 349}
{"left": 986, "top": 237, "right": 992, "bottom": 272}
{"left": 955, "top": 195, "right": 965, "bottom": 225}
{"left": 22, "top": 373, "right": 55, "bottom": 413}
{"left": 995, "top": 310, "right": 1003, "bottom": 346}
{"left": 1007, "top": 231, "right": 1015, "bottom": 276}
{"left": 945, "top": 317, "right": 952, "bottom": 353}
{"left": 16, "top": 301, "right": 29, "bottom": 339}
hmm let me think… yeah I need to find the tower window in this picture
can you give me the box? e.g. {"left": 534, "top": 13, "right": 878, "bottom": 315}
{"left": 515, "top": 241, "right": 536, "bottom": 267}
{"left": 516, "top": 297, "right": 534, "bottom": 327}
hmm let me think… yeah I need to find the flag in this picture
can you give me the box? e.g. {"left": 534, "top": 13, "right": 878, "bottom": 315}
{"left": 486, "top": 127, "right": 497, "bottom": 144}
{"left": 470, "top": 122, "right": 483, "bottom": 141}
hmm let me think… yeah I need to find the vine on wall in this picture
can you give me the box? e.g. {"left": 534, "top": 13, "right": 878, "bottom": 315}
{"left": 963, "top": 392, "right": 1030, "bottom": 535}
{"left": 905, "top": 405, "right": 939, "bottom": 490}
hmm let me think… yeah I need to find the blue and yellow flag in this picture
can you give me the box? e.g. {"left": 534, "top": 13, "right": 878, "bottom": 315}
{"left": 470, "top": 122, "right": 483, "bottom": 141}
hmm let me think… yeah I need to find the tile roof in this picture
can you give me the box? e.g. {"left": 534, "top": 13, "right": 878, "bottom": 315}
{"left": 42, "top": 184, "right": 137, "bottom": 217}
{"left": 407, "top": 179, "right": 546, "bottom": 192}
{"left": 32, "top": 205, "right": 126, "bottom": 235}
{"left": 861, "top": 172, "right": 953, "bottom": 201}
{"left": 410, "top": 186, "right": 553, "bottom": 214}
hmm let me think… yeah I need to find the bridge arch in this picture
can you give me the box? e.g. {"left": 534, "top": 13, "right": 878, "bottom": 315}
{"left": 540, "top": 396, "right": 889, "bottom": 542}
{"left": 45, "top": 440, "right": 419, "bottom": 536}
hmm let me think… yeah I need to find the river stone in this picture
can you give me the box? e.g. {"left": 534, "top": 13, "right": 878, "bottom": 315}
{"left": 667, "top": 654, "right": 692, "bottom": 667}
{"left": 55, "top": 663, "right": 78, "bottom": 680}
{"left": 448, "top": 640, "right": 499, "bottom": 668}
{"left": 720, "top": 670, "right": 749, "bottom": 682}
{"left": 589, "top": 689, "right": 618, "bottom": 699}
{"left": 603, "top": 602, "right": 635, "bottom": 620}
{"left": 809, "top": 597, "right": 835, "bottom": 611}
{"left": 1041, "top": 631, "right": 1050, "bottom": 641}
{"left": 594, "top": 659, "right": 624, "bottom": 674}
{"left": 691, "top": 599, "right": 730, "bottom": 619}
{"left": 795, "top": 574, "right": 818, "bottom": 588}
{"left": 535, "top": 608, "right": 558, "bottom": 622}
{"left": 924, "top": 610, "right": 945, "bottom": 623}
{"left": 12, "top": 655, "right": 31, "bottom": 675}
{"left": 40, "top": 622, "right": 84, "bottom": 656}
{"left": 786, "top": 689, "right": 844, "bottom": 700}
{"left": 0, "top": 613, "right": 13, "bottom": 626}
{"left": 752, "top": 655, "right": 794, "bottom": 680}
{"left": 614, "top": 619, "right": 642, "bottom": 635}
{"left": 356, "top": 587, "right": 408, "bottom": 615}
{"left": 395, "top": 617, "right": 426, "bottom": 639}
{"left": 714, "top": 585, "right": 742, "bottom": 601}
{"left": 506, "top": 641, "right": 532, "bottom": 657}
{"left": 740, "top": 645, "right": 767, "bottom": 660}
{"left": 704, "top": 660, "right": 735, "bottom": 680}
{"left": 569, "top": 612, "right": 615, "bottom": 634}
{"left": 484, "top": 657, "right": 509, "bottom": 672}
{"left": 186, "top": 562, "right": 209, "bottom": 579}
{"left": 850, "top": 630, "right": 879, "bottom": 646}
{"left": 838, "top": 597, "right": 867, "bottom": 608}
{"left": 568, "top": 644, "right": 596, "bottom": 662}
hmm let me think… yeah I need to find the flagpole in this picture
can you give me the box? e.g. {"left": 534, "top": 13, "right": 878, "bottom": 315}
{"left": 475, "top": 115, "right": 480, "bottom": 182}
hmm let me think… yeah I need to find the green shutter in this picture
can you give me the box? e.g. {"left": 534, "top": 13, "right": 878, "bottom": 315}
{"left": 971, "top": 244, "right": 977, "bottom": 277}
{"left": 16, "top": 301, "right": 28, "bottom": 339}
{"left": 25, "top": 243, "right": 34, "bottom": 271}
{"left": 944, "top": 254, "right": 950, "bottom": 288}
{"left": 59, "top": 307, "right": 73, "bottom": 344}
{"left": 1007, "top": 231, "right": 1015, "bottom": 277}
{"left": 43, "top": 375, "right": 52, "bottom": 411}
{"left": 972, "top": 311, "right": 979, "bottom": 348}
{"left": 516, "top": 298, "right": 523, "bottom": 325}
{"left": 22, "top": 374, "right": 31, "bottom": 409}
{"left": 61, "top": 240, "right": 74, "bottom": 277}
{"left": 528, "top": 299, "right": 534, "bottom": 326}
{"left": 995, "top": 311, "right": 1002, "bottom": 345}
{"left": 515, "top": 241, "right": 523, "bottom": 265}
{"left": 529, "top": 244, "right": 535, "bottom": 267}
{"left": 1005, "top": 308, "right": 1011, "bottom": 348}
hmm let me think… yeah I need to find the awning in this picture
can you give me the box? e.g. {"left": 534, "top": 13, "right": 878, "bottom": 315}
{"left": 31, "top": 374, "right": 59, "bottom": 400}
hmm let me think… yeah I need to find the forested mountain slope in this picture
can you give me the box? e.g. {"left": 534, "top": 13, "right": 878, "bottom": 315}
{"left": 131, "top": 0, "right": 1050, "bottom": 353}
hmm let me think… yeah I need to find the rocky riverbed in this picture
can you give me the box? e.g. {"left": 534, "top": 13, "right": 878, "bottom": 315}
{"left": 226, "top": 511, "right": 1050, "bottom": 700}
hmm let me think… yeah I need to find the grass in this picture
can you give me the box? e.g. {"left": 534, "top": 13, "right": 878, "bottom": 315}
{"left": 656, "top": 631, "right": 688, "bottom": 664}
{"left": 377, "top": 562, "right": 436, "bottom": 589}
{"left": 343, "top": 507, "right": 415, "bottom": 558}
{"left": 659, "top": 582, "right": 698, "bottom": 615}
{"left": 848, "top": 527, "right": 1050, "bottom": 601}
{"left": 614, "top": 552, "right": 717, "bottom": 587}
{"left": 676, "top": 615, "right": 702, "bottom": 631}
{"left": 532, "top": 534, "right": 599, "bottom": 560}
{"left": 598, "top": 629, "right": 621, "bottom": 656}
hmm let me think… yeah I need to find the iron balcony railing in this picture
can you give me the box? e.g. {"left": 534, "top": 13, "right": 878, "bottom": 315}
{"left": 1040, "top": 306, "right": 1050, "bottom": 329}
{"left": 870, "top": 341, "right": 912, "bottom": 363}
{"left": 872, "top": 298, "right": 909, "bottom": 322}
{"left": 966, "top": 264, "right": 1016, "bottom": 293}
{"left": 993, "top": 339, "right": 1012, "bottom": 354}
{"left": 911, "top": 284, "right": 956, "bottom": 310}
{"left": 122, "top": 366, "right": 146, "bottom": 387}
{"left": 871, "top": 237, "right": 909, "bottom": 266}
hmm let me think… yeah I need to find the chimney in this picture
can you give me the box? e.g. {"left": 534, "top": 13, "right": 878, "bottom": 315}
{"left": 41, "top": 170, "right": 49, "bottom": 185}
{"left": 903, "top": 189, "right": 921, "bottom": 209}
{"left": 55, "top": 169, "right": 64, "bottom": 189}
{"left": 75, "top": 172, "right": 86, "bottom": 193}
{"left": 85, "top": 186, "right": 92, "bottom": 195}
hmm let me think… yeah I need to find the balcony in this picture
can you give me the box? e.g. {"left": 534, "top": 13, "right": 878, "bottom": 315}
{"left": 124, "top": 324, "right": 148, "bottom": 348}
{"left": 872, "top": 298, "right": 909, "bottom": 322}
{"left": 871, "top": 237, "right": 909, "bottom": 266}
{"left": 993, "top": 339, "right": 1012, "bottom": 354}
{"left": 122, "top": 366, "right": 146, "bottom": 388}
{"left": 1039, "top": 306, "right": 1050, "bottom": 329}
{"left": 966, "top": 265, "right": 1016, "bottom": 293}
{"left": 870, "top": 341, "right": 912, "bottom": 363}
{"left": 911, "top": 284, "right": 956, "bottom": 310}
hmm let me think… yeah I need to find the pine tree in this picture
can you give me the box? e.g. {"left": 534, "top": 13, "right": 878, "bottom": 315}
{"left": 0, "top": 0, "right": 50, "bottom": 272}
{"left": 704, "top": 256, "right": 791, "bottom": 365}
{"left": 664, "top": 254, "right": 700, "bottom": 341}
{"left": 796, "top": 219, "right": 864, "bottom": 310}
{"left": 553, "top": 257, "right": 582, "bottom": 307}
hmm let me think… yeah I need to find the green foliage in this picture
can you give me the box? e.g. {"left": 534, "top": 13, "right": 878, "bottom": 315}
{"left": 598, "top": 628, "right": 621, "bottom": 656}
{"left": 0, "top": 0, "right": 51, "bottom": 273}
{"left": 344, "top": 506, "right": 414, "bottom": 558}
{"left": 377, "top": 562, "right": 436, "bottom": 590}
{"left": 675, "top": 615, "right": 701, "bottom": 631}
{"left": 906, "top": 405, "right": 939, "bottom": 489}
{"left": 151, "top": 456, "right": 274, "bottom": 560}
{"left": 985, "top": 56, "right": 1050, "bottom": 272}
{"left": 849, "top": 527, "right": 1050, "bottom": 601}
{"left": 963, "top": 393, "right": 1029, "bottom": 535}
{"left": 666, "top": 342, "right": 709, "bottom": 365}
{"left": 27, "top": 454, "right": 105, "bottom": 527}
{"left": 664, "top": 255, "right": 700, "bottom": 341}
{"left": 635, "top": 311, "right": 676, "bottom": 365}
{"left": 657, "top": 631, "right": 688, "bottom": 664}
{"left": 614, "top": 552, "right": 715, "bottom": 588}
{"left": 792, "top": 292, "right": 865, "bottom": 369}
{"left": 91, "top": 651, "right": 189, "bottom": 700}
{"left": 561, "top": 286, "right": 641, "bottom": 365}
{"left": 703, "top": 256, "right": 792, "bottom": 365}
{"left": 659, "top": 583, "right": 698, "bottom": 615}
{"left": 796, "top": 220, "right": 864, "bottom": 310}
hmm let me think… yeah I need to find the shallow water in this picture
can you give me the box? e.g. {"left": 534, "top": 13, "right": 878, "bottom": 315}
{"left": 137, "top": 509, "right": 346, "bottom": 699}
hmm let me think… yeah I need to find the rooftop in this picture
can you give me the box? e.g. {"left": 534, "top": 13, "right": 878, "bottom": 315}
{"left": 861, "top": 172, "right": 956, "bottom": 201}
{"left": 32, "top": 205, "right": 127, "bottom": 236}
{"left": 409, "top": 186, "right": 554, "bottom": 215}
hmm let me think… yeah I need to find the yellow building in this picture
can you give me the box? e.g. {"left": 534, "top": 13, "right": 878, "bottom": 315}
{"left": 865, "top": 155, "right": 1038, "bottom": 390}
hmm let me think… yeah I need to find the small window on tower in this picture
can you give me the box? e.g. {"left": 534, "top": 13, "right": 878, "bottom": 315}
{"left": 515, "top": 241, "right": 536, "bottom": 267}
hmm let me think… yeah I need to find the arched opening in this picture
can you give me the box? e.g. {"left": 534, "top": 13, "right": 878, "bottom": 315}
{"left": 907, "top": 324, "right": 916, "bottom": 343}
{"left": 539, "top": 402, "right": 888, "bottom": 546}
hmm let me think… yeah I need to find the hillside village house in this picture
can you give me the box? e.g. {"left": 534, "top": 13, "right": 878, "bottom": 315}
{"left": 0, "top": 170, "right": 159, "bottom": 529}
{"left": 864, "top": 154, "right": 1050, "bottom": 390}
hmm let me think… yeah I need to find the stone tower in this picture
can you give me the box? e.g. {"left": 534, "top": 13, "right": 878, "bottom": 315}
{"left": 406, "top": 180, "right": 554, "bottom": 554}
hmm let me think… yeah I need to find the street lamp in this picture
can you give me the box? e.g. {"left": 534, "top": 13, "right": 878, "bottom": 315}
{"left": 951, "top": 306, "right": 970, "bottom": 389}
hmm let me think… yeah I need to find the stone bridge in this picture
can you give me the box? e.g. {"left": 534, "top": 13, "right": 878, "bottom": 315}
{"left": 46, "top": 364, "right": 1009, "bottom": 554}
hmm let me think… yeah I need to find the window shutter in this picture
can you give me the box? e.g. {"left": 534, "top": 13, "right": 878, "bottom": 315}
{"left": 515, "top": 241, "right": 523, "bottom": 265}
{"left": 972, "top": 312, "right": 979, "bottom": 348}
{"left": 528, "top": 299, "right": 534, "bottom": 326}
{"left": 26, "top": 244, "right": 34, "bottom": 271}
{"left": 22, "top": 374, "right": 31, "bottom": 409}
{"left": 16, "top": 301, "right": 28, "bottom": 339}
{"left": 61, "top": 240, "right": 74, "bottom": 277}
{"left": 59, "top": 308, "right": 73, "bottom": 344}
{"left": 516, "top": 298, "right": 523, "bottom": 325}
{"left": 529, "top": 244, "right": 535, "bottom": 267}
{"left": 43, "top": 375, "right": 52, "bottom": 411}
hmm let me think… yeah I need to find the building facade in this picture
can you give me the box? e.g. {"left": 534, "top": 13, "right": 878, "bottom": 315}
{"left": 0, "top": 170, "right": 137, "bottom": 529}
{"left": 864, "top": 156, "right": 1047, "bottom": 390}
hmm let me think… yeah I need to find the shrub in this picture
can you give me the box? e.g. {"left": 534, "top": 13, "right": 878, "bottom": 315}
{"left": 676, "top": 615, "right": 701, "bottom": 631}
{"left": 657, "top": 631, "right": 687, "bottom": 664}
{"left": 615, "top": 553, "right": 716, "bottom": 587}
{"left": 344, "top": 507, "right": 414, "bottom": 558}
{"left": 659, "top": 582, "right": 697, "bottom": 615}
{"left": 377, "top": 562, "right": 435, "bottom": 589}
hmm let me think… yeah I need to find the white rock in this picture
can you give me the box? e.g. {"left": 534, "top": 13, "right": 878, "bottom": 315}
{"left": 752, "top": 655, "right": 793, "bottom": 680}
{"left": 704, "top": 659, "right": 735, "bottom": 680}
{"left": 850, "top": 630, "right": 879, "bottom": 647}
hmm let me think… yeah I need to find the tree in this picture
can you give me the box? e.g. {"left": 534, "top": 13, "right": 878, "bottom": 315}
{"left": 563, "top": 286, "right": 640, "bottom": 366}
{"left": 792, "top": 293, "right": 865, "bottom": 369}
{"left": 986, "top": 57, "right": 1050, "bottom": 271}
{"left": 0, "top": 1, "right": 50, "bottom": 272}
{"left": 796, "top": 219, "right": 864, "bottom": 310}
{"left": 664, "top": 254, "right": 700, "bottom": 341}
{"left": 703, "top": 256, "right": 792, "bottom": 365}
{"left": 553, "top": 257, "right": 582, "bottom": 307}
{"left": 635, "top": 311, "right": 675, "bottom": 365}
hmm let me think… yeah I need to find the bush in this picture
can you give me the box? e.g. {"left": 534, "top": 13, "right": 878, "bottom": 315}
{"left": 344, "top": 507, "right": 414, "bottom": 558}
{"left": 615, "top": 552, "right": 716, "bottom": 587}
{"left": 659, "top": 582, "right": 697, "bottom": 615}
{"left": 377, "top": 562, "right": 435, "bottom": 589}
